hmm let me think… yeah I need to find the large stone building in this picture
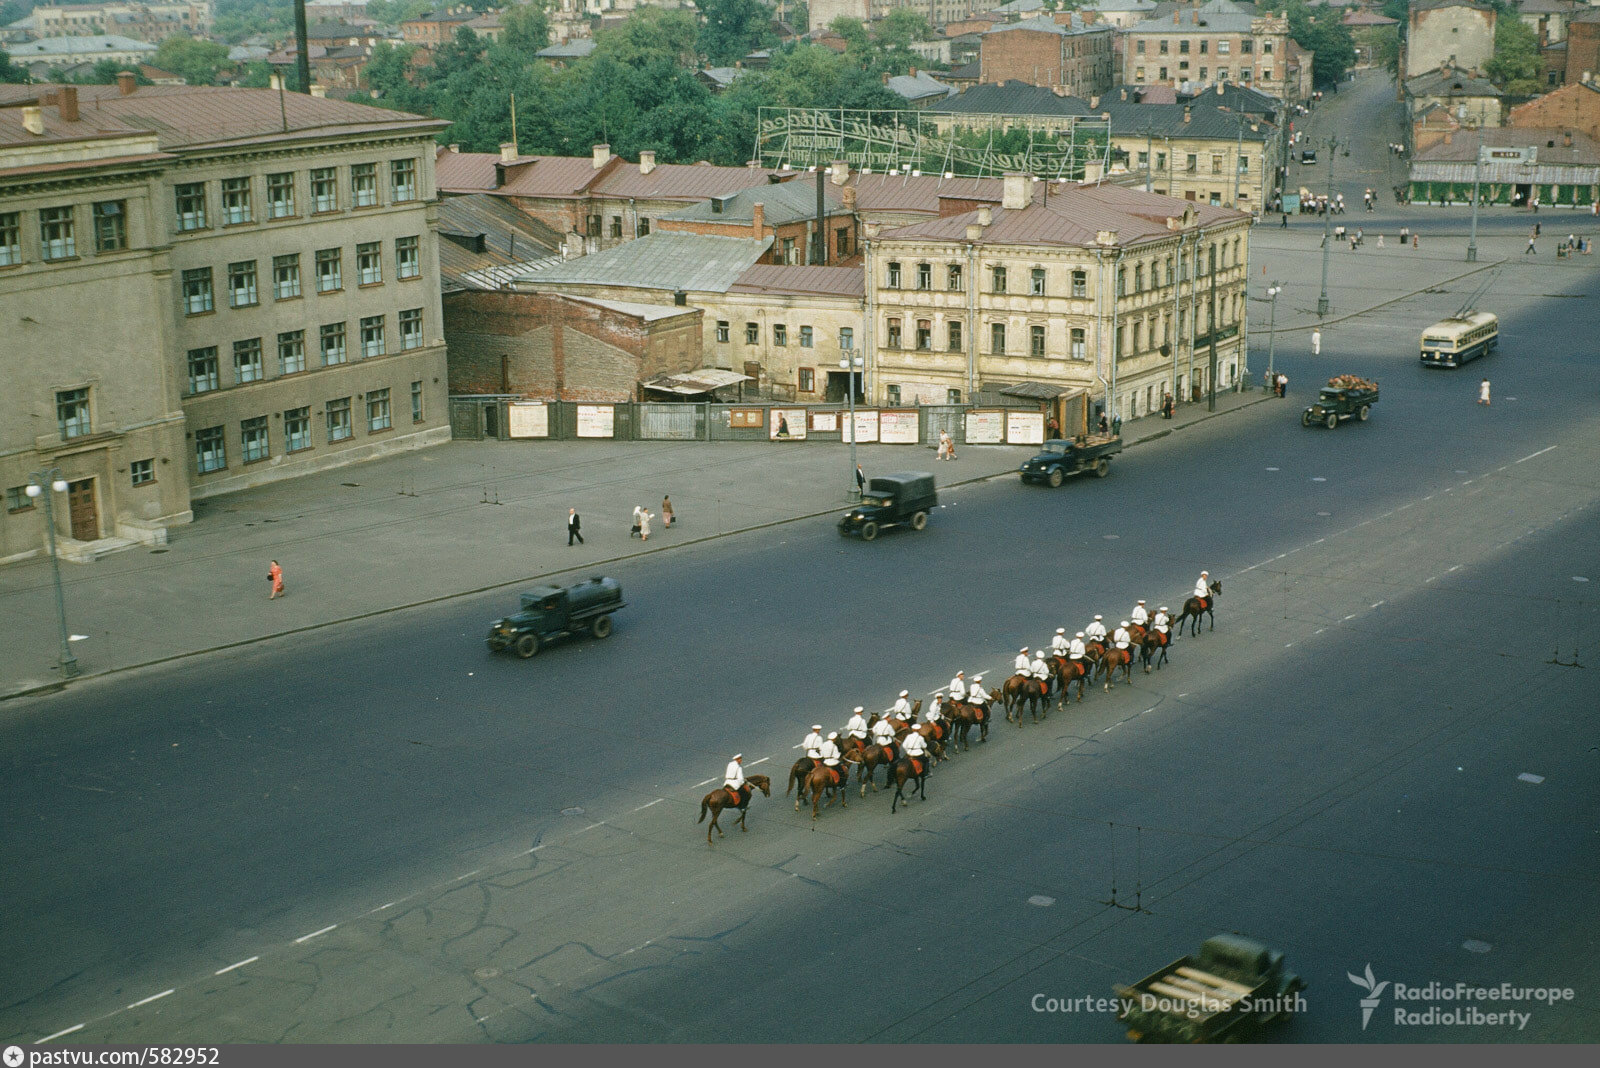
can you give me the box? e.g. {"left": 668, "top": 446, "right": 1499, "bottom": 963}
{"left": 1122, "top": 0, "right": 1303, "bottom": 103}
{"left": 1406, "top": 0, "right": 1496, "bottom": 78}
{"left": 978, "top": 15, "right": 1117, "bottom": 99}
{"left": 12, "top": 3, "right": 213, "bottom": 44}
{"left": 1098, "top": 89, "right": 1283, "bottom": 211}
{"left": 1568, "top": 10, "right": 1600, "bottom": 87}
{"left": 2, "top": 81, "right": 451, "bottom": 563}
{"left": 4, "top": 34, "right": 157, "bottom": 72}
{"left": 868, "top": 176, "right": 1252, "bottom": 419}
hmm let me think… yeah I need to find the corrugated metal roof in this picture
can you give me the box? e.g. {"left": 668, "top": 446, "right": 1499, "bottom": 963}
{"left": 566, "top": 295, "right": 700, "bottom": 322}
{"left": 729, "top": 264, "right": 865, "bottom": 298}
{"left": 511, "top": 232, "right": 773, "bottom": 293}
{"left": 1097, "top": 100, "right": 1273, "bottom": 140}
{"left": 435, "top": 193, "right": 563, "bottom": 291}
{"left": 847, "top": 173, "right": 1006, "bottom": 214}
{"left": 986, "top": 13, "right": 1106, "bottom": 35}
{"left": 435, "top": 148, "right": 609, "bottom": 198}
{"left": 642, "top": 369, "right": 752, "bottom": 394}
{"left": 593, "top": 161, "right": 785, "bottom": 200}
{"left": 888, "top": 70, "right": 956, "bottom": 101}
{"left": 1412, "top": 127, "right": 1600, "bottom": 166}
{"left": 1405, "top": 66, "right": 1503, "bottom": 98}
{"left": 661, "top": 179, "right": 844, "bottom": 226}
{"left": 928, "top": 80, "right": 1097, "bottom": 117}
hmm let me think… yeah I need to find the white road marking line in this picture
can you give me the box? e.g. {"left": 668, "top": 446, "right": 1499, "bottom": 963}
{"left": 1398, "top": 502, "right": 1413, "bottom": 510}
{"left": 35, "top": 1025, "right": 84, "bottom": 1044}
{"left": 364, "top": 894, "right": 414, "bottom": 915}
{"left": 1285, "top": 643, "right": 1295, "bottom": 648}
{"left": 1425, "top": 576, "right": 1437, "bottom": 583}
{"left": 1343, "top": 614, "right": 1357, "bottom": 621}
{"left": 1371, "top": 601, "right": 1385, "bottom": 608}
{"left": 522, "top": 845, "right": 546, "bottom": 855}
{"left": 1447, "top": 565, "right": 1461, "bottom": 572}
{"left": 748, "top": 756, "right": 770, "bottom": 766}
{"left": 215, "top": 956, "right": 258, "bottom": 975}
{"left": 575, "top": 822, "right": 605, "bottom": 835}
{"left": 1515, "top": 446, "right": 1557, "bottom": 464}
{"left": 1518, "top": 773, "right": 1545, "bottom": 784}
{"left": 454, "top": 870, "right": 481, "bottom": 882}
{"left": 1313, "top": 628, "right": 1325, "bottom": 635}
{"left": 695, "top": 778, "right": 717, "bottom": 786}
{"left": 1239, "top": 563, "right": 1259, "bottom": 573}
{"left": 630, "top": 799, "right": 663, "bottom": 812}
{"left": 294, "top": 924, "right": 337, "bottom": 944}
{"left": 127, "top": 990, "right": 173, "bottom": 1009}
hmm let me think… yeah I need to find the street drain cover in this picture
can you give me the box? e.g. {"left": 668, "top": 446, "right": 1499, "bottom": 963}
{"left": 1028, "top": 895, "right": 1056, "bottom": 907}
{"left": 1462, "top": 940, "right": 1492, "bottom": 954}
{"left": 561, "top": 806, "right": 585, "bottom": 816}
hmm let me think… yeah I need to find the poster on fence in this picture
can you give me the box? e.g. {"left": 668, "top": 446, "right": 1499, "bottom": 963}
{"left": 728, "top": 408, "right": 764, "bottom": 429}
{"left": 879, "top": 409, "right": 919, "bottom": 444}
{"left": 843, "top": 409, "right": 879, "bottom": 443}
{"left": 965, "top": 409, "right": 1004, "bottom": 444}
{"left": 769, "top": 409, "right": 807, "bottom": 440}
{"left": 810, "top": 411, "right": 839, "bottom": 433}
{"left": 1006, "top": 410, "right": 1045, "bottom": 445}
{"left": 576, "top": 404, "right": 615, "bottom": 438}
{"left": 508, "top": 402, "right": 549, "bottom": 439}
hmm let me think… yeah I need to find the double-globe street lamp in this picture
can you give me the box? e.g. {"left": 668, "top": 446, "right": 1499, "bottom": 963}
{"left": 1317, "top": 136, "right": 1348, "bottom": 318}
{"left": 840, "top": 353, "right": 863, "bottom": 499}
{"left": 26, "top": 468, "right": 79, "bottom": 679}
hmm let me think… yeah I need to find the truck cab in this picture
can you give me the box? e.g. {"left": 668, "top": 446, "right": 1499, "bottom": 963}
{"left": 839, "top": 472, "right": 937, "bottom": 541}
{"left": 1019, "top": 435, "right": 1120, "bottom": 486}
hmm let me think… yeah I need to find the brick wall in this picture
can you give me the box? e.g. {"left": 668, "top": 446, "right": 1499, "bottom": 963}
{"left": 1567, "top": 24, "right": 1600, "bottom": 87}
{"left": 1510, "top": 82, "right": 1600, "bottom": 142}
{"left": 982, "top": 29, "right": 1065, "bottom": 85}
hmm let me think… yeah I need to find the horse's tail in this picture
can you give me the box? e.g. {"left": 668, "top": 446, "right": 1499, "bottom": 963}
{"left": 697, "top": 797, "right": 709, "bottom": 824}
{"left": 785, "top": 771, "right": 796, "bottom": 797}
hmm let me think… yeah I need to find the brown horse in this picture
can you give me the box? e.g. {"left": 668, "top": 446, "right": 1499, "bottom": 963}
{"left": 1098, "top": 646, "right": 1134, "bottom": 690}
{"left": 789, "top": 759, "right": 855, "bottom": 821}
{"left": 1173, "top": 580, "right": 1221, "bottom": 638}
{"left": 1052, "top": 655, "right": 1091, "bottom": 706}
{"left": 888, "top": 751, "right": 929, "bottom": 813}
{"left": 1003, "top": 673, "right": 1049, "bottom": 724}
{"left": 947, "top": 698, "right": 991, "bottom": 750}
{"left": 1139, "top": 628, "right": 1170, "bottom": 672}
{"left": 698, "top": 774, "right": 771, "bottom": 843}
{"left": 854, "top": 736, "right": 899, "bottom": 796}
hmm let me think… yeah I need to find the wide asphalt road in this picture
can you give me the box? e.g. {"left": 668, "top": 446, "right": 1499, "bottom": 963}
{"left": 3, "top": 263, "right": 1598, "bottom": 1043}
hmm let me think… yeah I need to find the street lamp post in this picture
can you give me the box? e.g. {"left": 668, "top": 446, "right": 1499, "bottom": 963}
{"left": 26, "top": 468, "right": 79, "bottom": 679}
{"left": 1266, "top": 283, "right": 1282, "bottom": 386}
{"left": 1467, "top": 147, "right": 1484, "bottom": 262}
{"left": 1317, "top": 135, "right": 1344, "bottom": 317}
{"left": 840, "top": 354, "right": 862, "bottom": 499}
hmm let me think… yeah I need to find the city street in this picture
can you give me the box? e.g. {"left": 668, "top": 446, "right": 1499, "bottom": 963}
{"left": 3, "top": 72, "right": 1599, "bottom": 1045}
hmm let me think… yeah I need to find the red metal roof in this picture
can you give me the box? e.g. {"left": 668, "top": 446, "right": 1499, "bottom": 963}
{"left": 728, "top": 264, "right": 865, "bottom": 298}
{"left": 593, "top": 161, "right": 789, "bottom": 201}
{"left": 847, "top": 173, "right": 1006, "bottom": 215}
{"left": 435, "top": 147, "right": 609, "bottom": 198}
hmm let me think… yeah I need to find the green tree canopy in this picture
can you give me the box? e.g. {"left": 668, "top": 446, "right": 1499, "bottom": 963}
{"left": 153, "top": 35, "right": 232, "bottom": 86}
{"left": 699, "top": 0, "right": 776, "bottom": 66}
{"left": 1485, "top": 15, "right": 1542, "bottom": 94}
{"left": 595, "top": 8, "right": 699, "bottom": 69}
{"left": 501, "top": 1, "right": 552, "bottom": 57}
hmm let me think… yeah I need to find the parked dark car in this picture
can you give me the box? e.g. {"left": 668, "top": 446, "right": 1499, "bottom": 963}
{"left": 1300, "top": 149, "right": 1317, "bottom": 165}
{"left": 487, "top": 577, "right": 625, "bottom": 658}
{"left": 838, "top": 472, "right": 937, "bottom": 541}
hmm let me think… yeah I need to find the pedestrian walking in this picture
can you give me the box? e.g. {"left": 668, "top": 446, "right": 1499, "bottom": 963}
{"left": 661, "top": 495, "right": 674, "bottom": 528}
{"left": 1478, "top": 378, "right": 1491, "bottom": 406}
{"left": 268, "top": 559, "right": 285, "bottom": 599}
{"left": 1377, "top": 234, "right": 1385, "bottom": 248}
{"left": 1162, "top": 392, "right": 1174, "bottom": 419}
{"left": 567, "top": 508, "right": 583, "bottom": 546}
{"left": 855, "top": 464, "right": 865, "bottom": 495}
{"left": 631, "top": 504, "right": 643, "bottom": 538}
{"left": 638, "top": 508, "right": 653, "bottom": 541}
{"left": 1400, "top": 226, "right": 1409, "bottom": 244}
{"left": 1534, "top": 222, "right": 1541, "bottom": 238}
{"left": 1413, "top": 233, "right": 1420, "bottom": 249}
{"left": 1277, "top": 372, "right": 1288, "bottom": 398}
{"left": 1281, "top": 213, "right": 1289, "bottom": 228}
{"left": 1526, "top": 236, "right": 1538, "bottom": 255}
{"left": 1312, "top": 328, "right": 1322, "bottom": 356}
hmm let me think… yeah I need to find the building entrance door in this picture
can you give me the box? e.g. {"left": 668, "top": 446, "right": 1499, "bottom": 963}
{"left": 68, "top": 478, "right": 98, "bottom": 541}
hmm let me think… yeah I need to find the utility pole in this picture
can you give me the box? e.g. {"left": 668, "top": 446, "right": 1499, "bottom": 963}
{"left": 1317, "top": 135, "right": 1344, "bottom": 317}
{"left": 293, "top": 0, "right": 311, "bottom": 95}
{"left": 1234, "top": 115, "right": 1244, "bottom": 208}
{"left": 1266, "top": 283, "right": 1281, "bottom": 386}
{"left": 1466, "top": 146, "right": 1484, "bottom": 262}
{"left": 1207, "top": 258, "right": 1219, "bottom": 412}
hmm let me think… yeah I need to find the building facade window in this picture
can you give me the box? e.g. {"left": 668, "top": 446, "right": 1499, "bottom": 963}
{"left": 638, "top": 217, "right": 650, "bottom": 236}
{"left": 284, "top": 406, "right": 311, "bottom": 451}
{"left": 835, "top": 226, "right": 849, "bottom": 256}
{"left": 367, "top": 388, "right": 391, "bottom": 432}
{"left": 174, "top": 183, "right": 206, "bottom": 231}
{"left": 234, "top": 338, "right": 263, "bottom": 383}
{"left": 56, "top": 387, "right": 90, "bottom": 438}
{"left": 195, "top": 425, "right": 226, "bottom": 473}
{"left": 267, "top": 172, "right": 295, "bottom": 218}
{"left": 411, "top": 381, "right": 424, "bottom": 423}
{"left": 716, "top": 320, "right": 730, "bottom": 343}
{"left": 130, "top": 458, "right": 154, "bottom": 486}
{"left": 991, "top": 264, "right": 1006, "bottom": 293}
{"left": 947, "top": 321, "right": 962, "bottom": 352}
{"left": 6, "top": 486, "right": 33, "bottom": 512}
{"left": 991, "top": 322, "right": 1006, "bottom": 354}
{"left": 1031, "top": 268, "right": 1046, "bottom": 296}
{"left": 916, "top": 320, "right": 932, "bottom": 350}
{"left": 1031, "top": 324, "right": 1046, "bottom": 357}
{"left": 745, "top": 322, "right": 758, "bottom": 344}
{"left": 798, "top": 368, "right": 815, "bottom": 392}
{"left": 359, "top": 315, "right": 385, "bottom": 358}
{"left": 799, "top": 325, "right": 813, "bottom": 348}
{"left": 273, "top": 253, "right": 301, "bottom": 299}
{"left": 222, "top": 177, "right": 252, "bottom": 224}
{"left": 1135, "top": 264, "right": 1145, "bottom": 292}
{"left": 609, "top": 216, "right": 623, "bottom": 238}
{"left": 241, "top": 415, "right": 269, "bottom": 462}
{"left": 326, "top": 397, "right": 352, "bottom": 441}
{"left": 1071, "top": 269, "right": 1088, "bottom": 297}
{"left": 0, "top": 211, "right": 21, "bottom": 265}
{"left": 320, "top": 322, "right": 346, "bottom": 365}
{"left": 948, "top": 263, "right": 963, "bottom": 291}
{"left": 40, "top": 205, "right": 76, "bottom": 259}
{"left": 357, "top": 241, "right": 382, "bottom": 285}
{"left": 390, "top": 158, "right": 417, "bottom": 202}
{"left": 396, "top": 235, "right": 420, "bottom": 279}
{"left": 839, "top": 327, "right": 853, "bottom": 350}
{"left": 93, "top": 200, "right": 126, "bottom": 252}
{"left": 773, "top": 323, "right": 787, "bottom": 346}
{"left": 311, "top": 167, "right": 337, "bottom": 213}
{"left": 350, "top": 162, "right": 378, "bottom": 207}
{"left": 315, "top": 248, "right": 342, "bottom": 292}
{"left": 1071, "top": 327, "right": 1086, "bottom": 360}
{"left": 887, "top": 318, "right": 902, "bottom": 348}
{"left": 399, "top": 308, "right": 423, "bottom": 350}
{"left": 916, "top": 263, "right": 931, "bottom": 289}
{"left": 887, "top": 261, "right": 901, "bottom": 288}
{"left": 278, "top": 329, "right": 305, "bottom": 374}
{"left": 187, "top": 347, "right": 219, "bottom": 393}
{"left": 228, "top": 260, "right": 258, "bottom": 307}
{"left": 886, "top": 385, "right": 901, "bottom": 405}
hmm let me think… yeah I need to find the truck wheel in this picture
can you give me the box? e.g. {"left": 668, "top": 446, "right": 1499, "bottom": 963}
{"left": 1047, "top": 468, "right": 1064, "bottom": 488}
{"left": 910, "top": 511, "right": 928, "bottom": 531}
{"left": 1358, "top": 404, "right": 1371, "bottom": 421}
{"left": 859, "top": 520, "right": 879, "bottom": 541}
{"left": 1301, "top": 411, "right": 1313, "bottom": 427}
{"left": 1324, "top": 412, "right": 1338, "bottom": 430}
{"left": 1093, "top": 458, "right": 1111, "bottom": 478}
{"left": 514, "top": 634, "right": 539, "bottom": 659}
{"left": 590, "top": 614, "right": 613, "bottom": 639}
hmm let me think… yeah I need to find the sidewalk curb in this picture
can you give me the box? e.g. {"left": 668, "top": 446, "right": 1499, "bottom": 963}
{"left": 0, "top": 393, "right": 1274, "bottom": 704}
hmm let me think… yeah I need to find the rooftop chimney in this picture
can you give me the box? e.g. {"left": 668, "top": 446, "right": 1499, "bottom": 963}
{"left": 117, "top": 70, "right": 137, "bottom": 96}
{"left": 1183, "top": 105, "right": 1192, "bottom": 123}
{"left": 59, "top": 86, "right": 78, "bottom": 123}
{"left": 448, "top": 143, "right": 459, "bottom": 153}
{"left": 842, "top": 185, "right": 857, "bottom": 210}
{"left": 593, "top": 143, "right": 611, "bottom": 169}
{"left": 309, "top": 85, "right": 327, "bottom": 98}
{"left": 1216, "top": 83, "right": 1225, "bottom": 95}
{"left": 1173, "top": 11, "right": 1179, "bottom": 22}
{"left": 966, "top": 223, "right": 984, "bottom": 241}
{"left": 499, "top": 141, "right": 519, "bottom": 163}
{"left": 977, "top": 204, "right": 993, "bottom": 226}
{"left": 751, "top": 202, "right": 765, "bottom": 237}
{"left": 830, "top": 159, "right": 849, "bottom": 185}
{"left": 747, "top": 159, "right": 763, "bottom": 170}
{"left": 21, "top": 106, "right": 44, "bottom": 136}
{"left": 1119, "top": 87, "right": 1127, "bottom": 101}
{"left": 268, "top": 72, "right": 283, "bottom": 91}
{"left": 1564, "top": 131, "right": 1573, "bottom": 147}
{"left": 882, "top": 71, "right": 890, "bottom": 84}
{"left": 1096, "top": 229, "right": 1118, "bottom": 247}
{"left": 1002, "top": 173, "right": 1032, "bottom": 210}
{"left": 1081, "top": 160, "right": 1105, "bottom": 184}
{"left": 640, "top": 149, "right": 656, "bottom": 175}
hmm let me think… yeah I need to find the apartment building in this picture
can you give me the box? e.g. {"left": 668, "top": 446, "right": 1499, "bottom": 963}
{"left": 979, "top": 15, "right": 1117, "bottom": 99}
{"left": 1122, "top": 0, "right": 1303, "bottom": 103}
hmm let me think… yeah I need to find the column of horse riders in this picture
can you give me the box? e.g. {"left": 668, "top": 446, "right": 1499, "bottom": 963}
{"left": 700, "top": 576, "right": 1222, "bottom": 835}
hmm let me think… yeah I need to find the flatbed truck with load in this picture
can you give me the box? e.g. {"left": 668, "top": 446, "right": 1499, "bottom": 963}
{"left": 1114, "top": 934, "right": 1304, "bottom": 1043}
{"left": 1018, "top": 434, "right": 1122, "bottom": 486}
{"left": 1302, "top": 375, "right": 1379, "bottom": 429}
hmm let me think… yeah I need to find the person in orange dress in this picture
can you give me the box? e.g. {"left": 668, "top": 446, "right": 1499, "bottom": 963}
{"left": 268, "top": 560, "right": 285, "bottom": 599}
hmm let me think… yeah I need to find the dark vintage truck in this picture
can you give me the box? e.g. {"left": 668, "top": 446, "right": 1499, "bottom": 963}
{"left": 1018, "top": 434, "right": 1122, "bottom": 486}
{"left": 1302, "top": 375, "right": 1379, "bottom": 429}
{"left": 1114, "top": 934, "right": 1305, "bottom": 1043}
{"left": 838, "top": 472, "right": 937, "bottom": 541}
{"left": 486, "top": 576, "right": 626, "bottom": 658}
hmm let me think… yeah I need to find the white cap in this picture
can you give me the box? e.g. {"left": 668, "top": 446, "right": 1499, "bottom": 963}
{"left": 900, "top": 690, "right": 909, "bottom": 697}
{"left": 1159, "top": 606, "right": 1168, "bottom": 612}
{"left": 973, "top": 674, "right": 983, "bottom": 681}
{"left": 1056, "top": 628, "right": 1065, "bottom": 634}
{"left": 812, "top": 724, "right": 822, "bottom": 731}
{"left": 956, "top": 670, "right": 964, "bottom": 676}
{"left": 1020, "top": 646, "right": 1029, "bottom": 653}
{"left": 732, "top": 754, "right": 742, "bottom": 760}
{"left": 828, "top": 732, "right": 838, "bottom": 739}
{"left": 1094, "top": 615, "right": 1103, "bottom": 620}
{"left": 1201, "top": 570, "right": 1209, "bottom": 576}
{"left": 1120, "top": 621, "right": 1129, "bottom": 627}
{"left": 1075, "top": 631, "right": 1084, "bottom": 638}
{"left": 853, "top": 706, "right": 864, "bottom": 714}
{"left": 1137, "top": 600, "right": 1145, "bottom": 604}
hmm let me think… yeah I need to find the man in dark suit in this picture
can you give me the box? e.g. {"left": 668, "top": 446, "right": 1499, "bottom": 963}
{"left": 568, "top": 508, "right": 583, "bottom": 545}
